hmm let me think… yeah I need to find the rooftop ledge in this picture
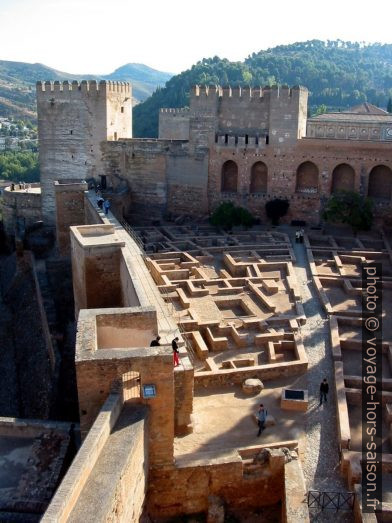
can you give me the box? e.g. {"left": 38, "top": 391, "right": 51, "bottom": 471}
{"left": 71, "top": 224, "right": 125, "bottom": 248}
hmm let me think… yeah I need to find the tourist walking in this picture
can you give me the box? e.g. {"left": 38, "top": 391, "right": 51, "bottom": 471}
{"left": 172, "top": 337, "right": 180, "bottom": 367}
{"left": 256, "top": 404, "right": 267, "bottom": 437}
{"left": 319, "top": 378, "right": 329, "bottom": 405}
{"left": 150, "top": 335, "right": 161, "bottom": 347}
{"left": 103, "top": 199, "right": 110, "bottom": 215}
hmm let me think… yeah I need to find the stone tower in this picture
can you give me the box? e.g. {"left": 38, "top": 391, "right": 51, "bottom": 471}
{"left": 37, "top": 80, "right": 132, "bottom": 225}
{"left": 159, "top": 84, "right": 308, "bottom": 147}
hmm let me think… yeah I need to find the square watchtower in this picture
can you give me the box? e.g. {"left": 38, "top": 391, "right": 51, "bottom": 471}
{"left": 37, "top": 80, "right": 132, "bottom": 225}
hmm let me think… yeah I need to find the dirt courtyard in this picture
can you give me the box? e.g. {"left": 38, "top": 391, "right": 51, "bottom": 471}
{"left": 174, "top": 377, "right": 307, "bottom": 459}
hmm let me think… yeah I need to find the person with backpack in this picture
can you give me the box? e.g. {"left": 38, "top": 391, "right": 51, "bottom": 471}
{"left": 257, "top": 403, "right": 267, "bottom": 436}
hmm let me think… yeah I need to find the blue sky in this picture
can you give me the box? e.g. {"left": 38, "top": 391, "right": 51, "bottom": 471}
{"left": 1, "top": 0, "right": 391, "bottom": 74}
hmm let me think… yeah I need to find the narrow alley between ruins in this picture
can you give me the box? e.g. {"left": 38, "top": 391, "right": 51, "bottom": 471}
{"left": 290, "top": 230, "right": 354, "bottom": 522}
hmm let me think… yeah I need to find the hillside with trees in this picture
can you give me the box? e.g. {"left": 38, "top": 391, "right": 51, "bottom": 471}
{"left": 133, "top": 40, "right": 392, "bottom": 137}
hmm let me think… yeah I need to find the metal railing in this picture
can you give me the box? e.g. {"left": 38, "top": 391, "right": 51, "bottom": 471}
{"left": 307, "top": 490, "right": 355, "bottom": 511}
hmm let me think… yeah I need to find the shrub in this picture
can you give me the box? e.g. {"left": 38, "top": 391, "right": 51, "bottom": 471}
{"left": 265, "top": 198, "right": 290, "bottom": 225}
{"left": 210, "top": 202, "right": 255, "bottom": 230}
{"left": 322, "top": 191, "right": 373, "bottom": 231}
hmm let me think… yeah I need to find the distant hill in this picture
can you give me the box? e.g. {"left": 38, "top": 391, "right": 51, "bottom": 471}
{"left": 133, "top": 40, "right": 392, "bottom": 137}
{"left": 104, "top": 63, "right": 172, "bottom": 100}
{"left": 0, "top": 60, "right": 173, "bottom": 121}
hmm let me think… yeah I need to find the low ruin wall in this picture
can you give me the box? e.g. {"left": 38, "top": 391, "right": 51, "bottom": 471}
{"left": 147, "top": 447, "right": 307, "bottom": 521}
{"left": 1, "top": 184, "right": 42, "bottom": 237}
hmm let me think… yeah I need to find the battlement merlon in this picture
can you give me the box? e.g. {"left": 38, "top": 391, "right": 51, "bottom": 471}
{"left": 268, "top": 84, "right": 308, "bottom": 101}
{"left": 190, "top": 84, "right": 308, "bottom": 100}
{"left": 36, "top": 80, "right": 132, "bottom": 96}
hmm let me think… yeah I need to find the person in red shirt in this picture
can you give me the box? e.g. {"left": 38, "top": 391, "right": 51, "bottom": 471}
{"left": 172, "top": 337, "right": 180, "bottom": 367}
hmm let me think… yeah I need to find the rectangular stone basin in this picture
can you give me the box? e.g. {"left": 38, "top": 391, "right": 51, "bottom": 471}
{"left": 96, "top": 312, "right": 157, "bottom": 350}
{"left": 285, "top": 390, "right": 304, "bottom": 400}
{"left": 281, "top": 389, "right": 308, "bottom": 412}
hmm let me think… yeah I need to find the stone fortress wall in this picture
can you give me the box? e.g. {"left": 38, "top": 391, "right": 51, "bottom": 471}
{"left": 30, "top": 79, "right": 392, "bottom": 237}
{"left": 36, "top": 80, "right": 132, "bottom": 225}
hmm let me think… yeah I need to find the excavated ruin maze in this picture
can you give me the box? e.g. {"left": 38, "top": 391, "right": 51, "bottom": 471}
{"left": 129, "top": 225, "right": 310, "bottom": 455}
{"left": 136, "top": 225, "right": 392, "bottom": 490}
{"left": 136, "top": 226, "right": 308, "bottom": 387}
{"left": 307, "top": 230, "right": 392, "bottom": 493}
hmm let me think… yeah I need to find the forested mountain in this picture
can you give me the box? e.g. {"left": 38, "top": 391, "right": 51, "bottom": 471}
{"left": 133, "top": 40, "right": 392, "bottom": 137}
{"left": 0, "top": 60, "right": 172, "bottom": 121}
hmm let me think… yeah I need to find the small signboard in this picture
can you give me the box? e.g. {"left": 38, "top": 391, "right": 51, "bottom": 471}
{"left": 142, "top": 384, "right": 156, "bottom": 398}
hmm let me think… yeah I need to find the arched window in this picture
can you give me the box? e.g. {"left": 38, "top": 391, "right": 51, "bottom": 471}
{"left": 250, "top": 162, "right": 268, "bottom": 193}
{"left": 296, "top": 161, "right": 319, "bottom": 193}
{"left": 331, "top": 164, "right": 355, "bottom": 193}
{"left": 221, "top": 160, "right": 238, "bottom": 192}
{"left": 368, "top": 165, "right": 392, "bottom": 200}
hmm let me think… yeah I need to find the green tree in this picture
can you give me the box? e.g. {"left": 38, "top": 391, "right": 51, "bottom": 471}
{"left": 387, "top": 97, "right": 392, "bottom": 113}
{"left": 322, "top": 191, "right": 373, "bottom": 231}
{"left": 0, "top": 151, "right": 39, "bottom": 182}
{"left": 315, "top": 104, "right": 328, "bottom": 116}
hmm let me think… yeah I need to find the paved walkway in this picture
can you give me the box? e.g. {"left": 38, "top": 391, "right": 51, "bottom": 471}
{"left": 287, "top": 229, "right": 354, "bottom": 522}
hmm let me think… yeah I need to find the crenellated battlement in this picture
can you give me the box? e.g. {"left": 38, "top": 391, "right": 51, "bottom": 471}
{"left": 36, "top": 80, "right": 131, "bottom": 95}
{"left": 191, "top": 84, "right": 307, "bottom": 100}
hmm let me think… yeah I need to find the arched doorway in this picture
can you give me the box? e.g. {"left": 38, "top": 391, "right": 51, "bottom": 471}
{"left": 368, "top": 165, "right": 392, "bottom": 200}
{"left": 296, "top": 161, "right": 318, "bottom": 193}
{"left": 221, "top": 160, "right": 238, "bottom": 192}
{"left": 331, "top": 164, "right": 355, "bottom": 193}
{"left": 250, "top": 161, "right": 268, "bottom": 193}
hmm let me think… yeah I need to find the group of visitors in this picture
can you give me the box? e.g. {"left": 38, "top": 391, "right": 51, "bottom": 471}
{"left": 95, "top": 185, "right": 111, "bottom": 214}
{"left": 96, "top": 196, "right": 111, "bottom": 214}
{"left": 295, "top": 229, "right": 305, "bottom": 243}
{"left": 10, "top": 181, "right": 31, "bottom": 192}
{"left": 150, "top": 335, "right": 180, "bottom": 367}
{"left": 256, "top": 378, "right": 329, "bottom": 437}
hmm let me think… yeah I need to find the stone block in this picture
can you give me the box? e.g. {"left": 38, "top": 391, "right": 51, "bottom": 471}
{"left": 242, "top": 378, "right": 264, "bottom": 395}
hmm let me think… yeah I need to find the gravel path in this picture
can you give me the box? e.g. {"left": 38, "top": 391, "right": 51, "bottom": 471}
{"left": 289, "top": 233, "right": 354, "bottom": 522}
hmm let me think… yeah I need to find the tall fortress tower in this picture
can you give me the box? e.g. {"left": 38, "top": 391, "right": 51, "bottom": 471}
{"left": 37, "top": 80, "right": 132, "bottom": 225}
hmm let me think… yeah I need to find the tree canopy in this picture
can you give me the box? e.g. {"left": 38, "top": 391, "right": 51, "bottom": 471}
{"left": 322, "top": 191, "right": 373, "bottom": 231}
{"left": 134, "top": 40, "right": 392, "bottom": 137}
{"left": 0, "top": 151, "right": 39, "bottom": 182}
